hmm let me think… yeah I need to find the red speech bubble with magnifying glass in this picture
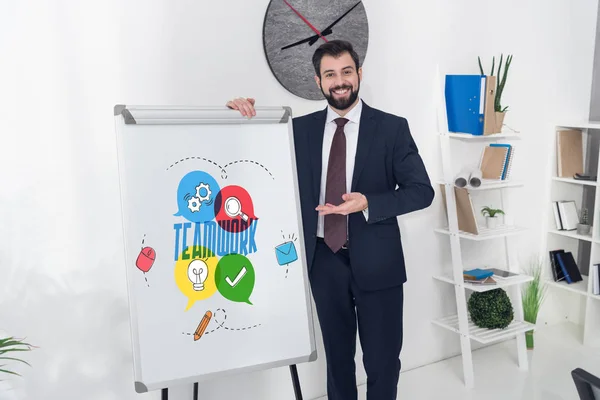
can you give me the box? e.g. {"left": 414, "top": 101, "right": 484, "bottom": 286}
{"left": 214, "top": 185, "right": 257, "bottom": 233}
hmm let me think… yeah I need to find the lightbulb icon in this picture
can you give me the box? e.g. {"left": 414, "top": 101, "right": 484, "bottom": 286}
{"left": 187, "top": 259, "right": 208, "bottom": 291}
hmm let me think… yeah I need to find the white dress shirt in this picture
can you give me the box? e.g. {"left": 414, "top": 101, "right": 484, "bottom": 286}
{"left": 317, "top": 98, "right": 369, "bottom": 239}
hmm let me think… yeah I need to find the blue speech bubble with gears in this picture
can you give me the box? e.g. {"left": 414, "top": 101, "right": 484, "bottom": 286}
{"left": 174, "top": 171, "right": 221, "bottom": 223}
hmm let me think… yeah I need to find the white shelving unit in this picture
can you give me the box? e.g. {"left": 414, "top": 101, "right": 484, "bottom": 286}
{"left": 541, "top": 122, "right": 600, "bottom": 349}
{"left": 432, "top": 73, "right": 535, "bottom": 388}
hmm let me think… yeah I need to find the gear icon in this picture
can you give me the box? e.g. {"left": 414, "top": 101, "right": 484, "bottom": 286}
{"left": 187, "top": 197, "right": 201, "bottom": 212}
{"left": 195, "top": 182, "right": 212, "bottom": 203}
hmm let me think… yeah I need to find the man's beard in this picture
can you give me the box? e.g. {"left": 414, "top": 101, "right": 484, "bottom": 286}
{"left": 321, "top": 83, "right": 359, "bottom": 110}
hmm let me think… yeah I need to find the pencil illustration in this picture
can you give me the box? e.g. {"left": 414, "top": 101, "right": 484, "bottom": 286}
{"left": 194, "top": 310, "right": 213, "bottom": 341}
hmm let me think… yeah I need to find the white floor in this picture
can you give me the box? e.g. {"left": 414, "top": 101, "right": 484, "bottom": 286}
{"left": 316, "top": 322, "right": 600, "bottom": 400}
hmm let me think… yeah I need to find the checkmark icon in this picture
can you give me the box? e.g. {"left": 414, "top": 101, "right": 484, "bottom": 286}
{"left": 225, "top": 266, "right": 247, "bottom": 287}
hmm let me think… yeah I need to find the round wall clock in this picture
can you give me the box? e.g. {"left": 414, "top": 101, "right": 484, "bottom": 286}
{"left": 262, "top": 0, "right": 369, "bottom": 101}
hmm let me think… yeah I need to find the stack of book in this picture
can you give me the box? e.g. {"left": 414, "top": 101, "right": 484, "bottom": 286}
{"left": 548, "top": 249, "right": 583, "bottom": 283}
{"left": 592, "top": 264, "right": 600, "bottom": 295}
{"left": 551, "top": 201, "right": 580, "bottom": 231}
{"left": 479, "top": 143, "right": 514, "bottom": 180}
{"left": 463, "top": 268, "right": 496, "bottom": 285}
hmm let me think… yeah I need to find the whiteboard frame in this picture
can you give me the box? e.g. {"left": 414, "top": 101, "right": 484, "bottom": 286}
{"left": 113, "top": 105, "right": 317, "bottom": 393}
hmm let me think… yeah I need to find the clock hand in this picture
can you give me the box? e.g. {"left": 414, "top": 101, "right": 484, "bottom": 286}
{"left": 282, "top": 0, "right": 328, "bottom": 43}
{"left": 321, "top": 0, "right": 362, "bottom": 33}
{"left": 281, "top": 27, "right": 333, "bottom": 50}
{"left": 282, "top": 1, "right": 362, "bottom": 50}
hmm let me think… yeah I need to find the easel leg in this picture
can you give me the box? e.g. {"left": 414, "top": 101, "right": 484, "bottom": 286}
{"left": 162, "top": 388, "right": 168, "bottom": 400}
{"left": 194, "top": 382, "right": 199, "bottom": 400}
{"left": 289, "top": 365, "right": 303, "bottom": 400}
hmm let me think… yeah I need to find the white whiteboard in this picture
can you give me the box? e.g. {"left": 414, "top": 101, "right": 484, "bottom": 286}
{"left": 113, "top": 105, "right": 317, "bottom": 393}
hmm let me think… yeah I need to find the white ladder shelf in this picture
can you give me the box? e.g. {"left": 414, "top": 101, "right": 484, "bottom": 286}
{"left": 432, "top": 70, "right": 535, "bottom": 388}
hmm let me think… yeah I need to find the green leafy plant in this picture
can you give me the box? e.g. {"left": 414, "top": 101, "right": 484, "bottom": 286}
{"left": 481, "top": 206, "right": 504, "bottom": 218}
{"left": 468, "top": 288, "right": 514, "bottom": 329}
{"left": 478, "top": 54, "right": 513, "bottom": 112}
{"left": 521, "top": 256, "right": 547, "bottom": 349}
{"left": 0, "top": 336, "right": 34, "bottom": 377}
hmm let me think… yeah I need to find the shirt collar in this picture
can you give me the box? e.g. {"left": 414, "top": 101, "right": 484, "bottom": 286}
{"left": 326, "top": 98, "right": 363, "bottom": 124}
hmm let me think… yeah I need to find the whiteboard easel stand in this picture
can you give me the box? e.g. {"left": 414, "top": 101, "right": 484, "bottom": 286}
{"left": 114, "top": 105, "right": 314, "bottom": 400}
{"left": 160, "top": 383, "right": 196, "bottom": 400}
{"left": 160, "top": 368, "right": 303, "bottom": 400}
{"left": 290, "top": 364, "right": 303, "bottom": 400}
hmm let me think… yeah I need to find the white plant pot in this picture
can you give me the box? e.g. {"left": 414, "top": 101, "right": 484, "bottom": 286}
{"left": 486, "top": 216, "right": 498, "bottom": 229}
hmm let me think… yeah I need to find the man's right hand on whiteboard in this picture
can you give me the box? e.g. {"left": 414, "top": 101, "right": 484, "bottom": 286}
{"left": 226, "top": 97, "right": 256, "bottom": 118}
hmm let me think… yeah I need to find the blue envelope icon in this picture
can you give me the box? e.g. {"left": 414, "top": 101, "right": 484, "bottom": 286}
{"left": 275, "top": 241, "right": 298, "bottom": 265}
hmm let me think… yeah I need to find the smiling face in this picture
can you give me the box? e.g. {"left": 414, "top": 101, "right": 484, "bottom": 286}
{"left": 315, "top": 51, "right": 362, "bottom": 114}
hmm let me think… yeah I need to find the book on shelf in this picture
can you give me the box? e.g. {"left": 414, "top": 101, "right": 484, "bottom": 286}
{"left": 462, "top": 267, "right": 517, "bottom": 285}
{"left": 463, "top": 268, "right": 496, "bottom": 285}
{"left": 478, "top": 143, "right": 515, "bottom": 180}
{"left": 556, "top": 129, "right": 583, "bottom": 178}
{"left": 552, "top": 200, "right": 580, "bottom": 231}
{"left": 440, "top": 184, "right": 479, "bottom": 234}
{"left": 548, "top": 249, "right": 583, "bottom": 283}
{"left": 592, "top": 264, "right": 600, "bottom": 295}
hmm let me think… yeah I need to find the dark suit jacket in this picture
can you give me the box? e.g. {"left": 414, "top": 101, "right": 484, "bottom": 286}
{"left": 292, "top": 101, "right": 434, "bottom": 291}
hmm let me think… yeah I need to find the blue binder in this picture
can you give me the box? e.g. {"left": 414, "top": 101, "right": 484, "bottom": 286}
{"left": 445, "top": 75, "right": 487, "bottom": 135}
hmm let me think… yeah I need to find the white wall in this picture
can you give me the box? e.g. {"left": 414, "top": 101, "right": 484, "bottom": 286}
{"left": 0, "top": 0, "right": 597, "bottom": 399}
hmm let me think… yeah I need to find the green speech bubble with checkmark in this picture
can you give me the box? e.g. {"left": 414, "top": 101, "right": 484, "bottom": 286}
{"left": 215, "top": 254, "right": 256, "bottom": 305}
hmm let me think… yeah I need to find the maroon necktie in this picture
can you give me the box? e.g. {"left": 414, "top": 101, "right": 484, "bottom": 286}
{"left": 324, "top": 117, "right": 349, "bottom": 253}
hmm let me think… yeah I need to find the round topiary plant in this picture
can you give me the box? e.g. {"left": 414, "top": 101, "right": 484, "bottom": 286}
{"left": 468, "top": 288, "right": 514, "bottom": 329}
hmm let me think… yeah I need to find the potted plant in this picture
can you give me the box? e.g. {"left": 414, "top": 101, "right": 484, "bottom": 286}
{"left": 577, "top": 207, "right": 591, "bottom": 235}
{"left": 521, "top": 255, "right": 547, "bottom": 349}
{"left": 478, "top": 54, "right": 513, "bottom": 132}
{"left": 481, "top": 206, "right": 504, "bottom": 229}
{"left": 468, "top": 288, "right": 514, "bottom": 329}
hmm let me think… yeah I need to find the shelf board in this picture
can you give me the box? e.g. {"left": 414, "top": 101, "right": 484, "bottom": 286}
{"left": 556, "top": 121, "right": 600, "bottom": 130}
{"left": 433, "top": 271, "right": 534, "bottom": 292}
{"left": 445, "top": 132, "right": 521, "bottom": 140}
{"left": 432, "top": 314, "right": 535, "bottom": 344}
{"left": 551, "top": 177, "right": 597, "bottom": 186}
{"left": 435, "top": 225, "right": 527, "bottom": 241}
{"left": 436, "top": 179, "right": 524, "bottom": 190}
{"left": 590, "top": 292, "right": 600, "bottom": 301}
{"left": 546, "top": 275, "right": 589, "bottom": 296}
{"left": 548, "top": 229, "right": 596, "bottom": 243}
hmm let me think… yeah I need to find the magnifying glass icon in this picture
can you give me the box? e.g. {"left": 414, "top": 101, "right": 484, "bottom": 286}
{"left": 224, "top": 196, "right": 249, "bottom": 222}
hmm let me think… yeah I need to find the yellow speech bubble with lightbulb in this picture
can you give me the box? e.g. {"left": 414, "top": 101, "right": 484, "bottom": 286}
{"left": 174, "top": 246, "right": 218, "bottom": 311}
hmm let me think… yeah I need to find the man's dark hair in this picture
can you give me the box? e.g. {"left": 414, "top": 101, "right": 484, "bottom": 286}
{"left": 312, "top": 39, "right": 360, "bottom": 77}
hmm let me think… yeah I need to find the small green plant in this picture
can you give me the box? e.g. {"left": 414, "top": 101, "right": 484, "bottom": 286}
{"left": 478, "top": 54, "right": 513, "bottom": 112}
{"left": 0, "top": 336, "right": 34, "bottom": 377}
{"left": 468, "top": 288, "right": 514, "bottom": 329}
{"left": 580, "top": 208, "right": 589, "bottom": 225}
{"left": 521, "top": 255, "right": 547, "bottom": 349}
{"left": 481, "top": 206, "right": 504, "bottom": 218}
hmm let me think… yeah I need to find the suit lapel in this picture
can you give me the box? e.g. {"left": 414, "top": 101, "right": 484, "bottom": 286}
{"left": 351, "top": 102, "right": 377, "bottom": 192}
{"left": 308, "top": 108, "right": 327, "bottom": 203}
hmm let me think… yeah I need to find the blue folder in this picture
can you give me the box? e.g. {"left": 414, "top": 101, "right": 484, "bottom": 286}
{"left": 445, "top": 75, "right": 487, "bottom": 135}
{"left": 463, "top": 268, "right": 494, "bottom": 280}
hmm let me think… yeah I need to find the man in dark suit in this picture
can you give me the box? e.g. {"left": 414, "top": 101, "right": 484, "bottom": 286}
{"left": 227, "top": 40, "right": 434, "bottom": 400}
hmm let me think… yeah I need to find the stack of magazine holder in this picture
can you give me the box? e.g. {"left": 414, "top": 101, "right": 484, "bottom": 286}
{"left": 543, "top": 122, "right": 600, "bottom": 349}
{"left": 433, "top": 71, "right": 536, "bottom": 388}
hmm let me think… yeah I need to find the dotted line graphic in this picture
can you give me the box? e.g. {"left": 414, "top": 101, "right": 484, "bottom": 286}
{"left": 166, "top": 156, "right": 227, "bottom": 178}
{"left": 223, "top": 159, "right": 274, "bottom": 180}
{"left": 181, "top": 308, "right": 262, "bottom": 338}
{"left": 140, "top": 234, "right": 149, "bottom": 287}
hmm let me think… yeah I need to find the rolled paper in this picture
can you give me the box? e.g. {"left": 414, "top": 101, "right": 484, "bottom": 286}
{"left": 469, "top": 169, "right": 482, "bottom": 188}
{"left": 454, "top": 170, "right": 469, "bottom": 187}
